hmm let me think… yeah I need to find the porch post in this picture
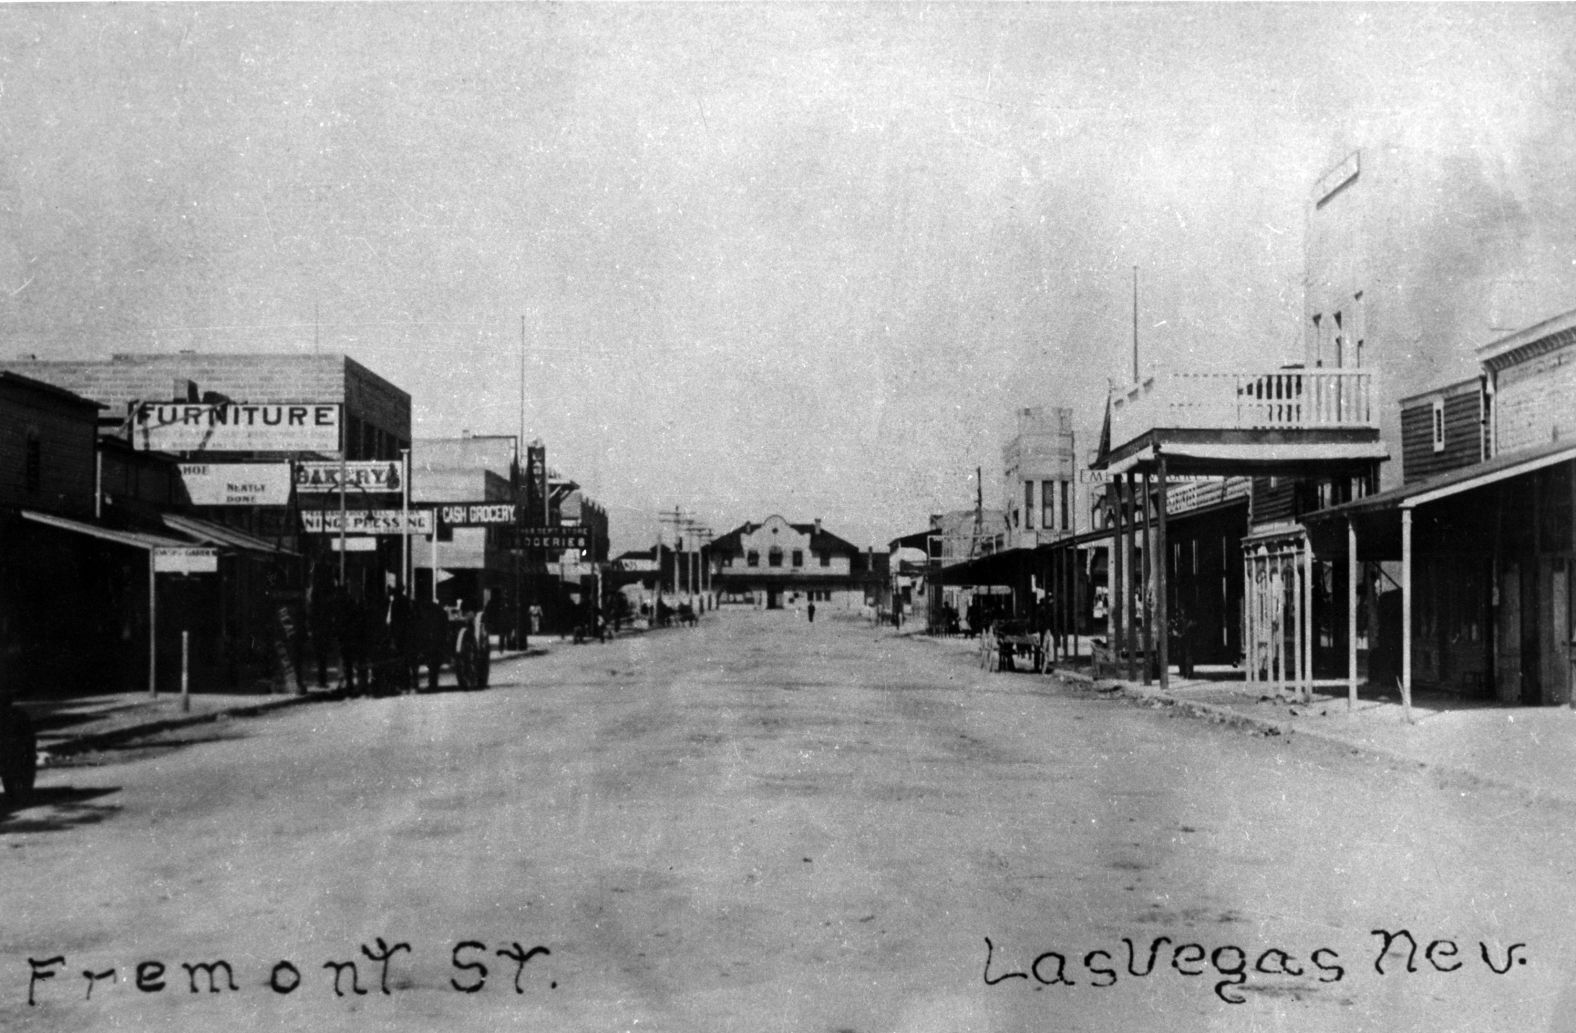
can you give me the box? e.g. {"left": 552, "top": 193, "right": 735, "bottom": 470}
{"left": 1111, "top": 480, "right": 1125, "bottom": 678}
{"left": 1347, "top": 518, "right": 1359, "bottom": 712}
{"left": 1292, "top": 552, "right": 1303, "bottom": 704}
{"left": 1244, "top": 549, "right": 1255, "bottom": 686}
{"left": 1125, "top": 472, "right": 1139, "bottom": 682}
{"left": 1141, "top": 469, "right": 1153, "bottom": 686}
{"left": 1401, "top": 506, "right": 1415, "bottom": 723}
{"left": 1302, "top": 534, "right": 1314, "bottom": 704}
{"left": 1156, "top": 455, "right": 1169, "bottom": 692}
{"left": 148, "top": 549, "right": 158, "bottom": 698}
{"left": 1059, "top": 548, "right": 1071, "bottom": 662}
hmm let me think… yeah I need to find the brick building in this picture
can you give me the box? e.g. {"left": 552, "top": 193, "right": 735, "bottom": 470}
{"left": 0, "top": 352, "right": 412, "bottom": 693}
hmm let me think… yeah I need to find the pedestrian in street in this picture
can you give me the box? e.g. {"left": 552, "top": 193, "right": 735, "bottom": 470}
{"left": 414, "top": 595, "right": 448, "bottom": 693}
{"left": 308, "top": 574, "right": 336, "bottom": 689}
{"left": 807, "top": 601, "right": 816, "bottom": 624}
{"left": 387, "top": 584, "right": 414, "bottom": 694}
{"left": 364, "top": 584, "right": 390, "bottom": 695}
{"left": 336, "top": 586, "right": 367, "bottom": 697}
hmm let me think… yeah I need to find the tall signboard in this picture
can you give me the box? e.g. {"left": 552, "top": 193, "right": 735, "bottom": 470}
{"left": 524, "top": 442, "right": 548, "bottom": 524}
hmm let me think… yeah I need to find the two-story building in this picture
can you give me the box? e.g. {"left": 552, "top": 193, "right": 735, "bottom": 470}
{"left": 1, "top": 352, "right": 408, "bottom": 692}
{"left": 1305, "top": 308, "right": 1576, "bottom": 708}
{"left": 709, "top": 515, "right": 872, "bottom": 611}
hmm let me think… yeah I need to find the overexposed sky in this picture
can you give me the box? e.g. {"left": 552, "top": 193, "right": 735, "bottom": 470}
{"left": 1, "top": 3, "right": 1571, "bottom": 549}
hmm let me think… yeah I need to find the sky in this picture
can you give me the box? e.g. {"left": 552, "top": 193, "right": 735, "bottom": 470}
{"left": 1, "top": 3, "right": 1572, "bottom": 552}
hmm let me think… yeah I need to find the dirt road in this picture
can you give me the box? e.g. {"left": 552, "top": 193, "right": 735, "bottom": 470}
{"left": 1, "top": 609, "right": 1569, "bottom": 1032}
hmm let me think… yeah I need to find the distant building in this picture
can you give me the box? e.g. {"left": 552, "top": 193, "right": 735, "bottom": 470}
{"left": 1001, "top": 406, "right": 1077, "bottom": 550}
{"left": 708, "top": 515, "right": 877, "bottom": 611}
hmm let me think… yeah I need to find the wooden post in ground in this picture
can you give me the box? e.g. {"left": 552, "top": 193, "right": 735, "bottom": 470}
{"left": 1156, "top": 456, "right": 1169, "bottom": 692}
{"left": 1401, "top": 507, "right": 1414, "bottom": 723}
{"left": 1140, "top": 469, "right": 1153, "bottom": 686}
{"left": 1348, "top": 519, "right": 1359, "bottom": 712}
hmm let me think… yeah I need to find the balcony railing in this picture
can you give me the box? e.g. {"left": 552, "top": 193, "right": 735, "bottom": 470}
{"left": 1109, "top": 369, "right": 1376, "bottom": 449}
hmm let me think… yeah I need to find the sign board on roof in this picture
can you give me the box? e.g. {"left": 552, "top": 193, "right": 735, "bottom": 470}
{"left": 153, "top": 547, "right": 220, "bottom": 574}
{"left": 131, "top": 402, "right": 341, "bottom": 453}
{"left": 178, "top": 463, "right": 293, "bottom": 506}
{"left": 300, "top": 509, "right": 433, "bottom": 535}
{"left": 295, "top": 460, "right": 404, "bottom": 494}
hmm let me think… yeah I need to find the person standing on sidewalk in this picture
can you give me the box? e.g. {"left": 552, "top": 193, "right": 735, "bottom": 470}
{"left": 308, "top": 575, "right": 336, "bottom": 690}
{"left": 807, "top": 601, "right": 816, "bottom": 624}
{"left": 336, "top": 585, "right": 366, "bottom": 697}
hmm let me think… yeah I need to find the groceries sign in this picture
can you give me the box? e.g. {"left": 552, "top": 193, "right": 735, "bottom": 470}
{"left": 132, "top": 402, "right": 341, "bottom": 453}
{"left": 518, "top": 527, "right": 590, "bottom": 551}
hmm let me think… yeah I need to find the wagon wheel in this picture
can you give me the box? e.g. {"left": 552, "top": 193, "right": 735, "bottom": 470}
{"left": 475, "top": 633, "right": 491, "bottom": 688}
{"left": 453, "top": 628, "right": 478, "bottom": 691}
{"left": 1, "top": 708, "right": 37, "bottom": 806}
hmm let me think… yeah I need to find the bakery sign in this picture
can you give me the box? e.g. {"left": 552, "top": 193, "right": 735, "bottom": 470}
{"left": 178, "top": 463, "right": 294, "bottom": 506}
{"left": 131, "top": 402, "right": 341, "bottom": 453}
{"left": 295, "top": 460, "right": 404, "bottom": 494}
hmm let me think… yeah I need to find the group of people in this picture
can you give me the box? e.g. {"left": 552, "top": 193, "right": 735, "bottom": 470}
{"left": 308, "top": 580, "right": 458, "bottom": 696}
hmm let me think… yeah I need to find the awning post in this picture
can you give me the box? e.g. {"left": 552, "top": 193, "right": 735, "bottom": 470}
{"left": 1125, "top": 472, "right": 1139, "bottom": 682}
{"left": 1141, "top": 469, "right": 1153, "bottom": 686}
{"left": 148, "top": 550, "right": 158, "bottom": 698}
{"left": 1401, "top": 507, "right": 1414, "bottom": 723}
{"left": 1347, "top": 519, "right": 1358, "bottom": 712}
{"left": 1156, "top": 455, "right": 1169, "bottom": 691}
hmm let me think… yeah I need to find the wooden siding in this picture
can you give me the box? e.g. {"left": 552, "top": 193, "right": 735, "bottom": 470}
{"left": 1401, "top": 391, "right": 1483, "bottom": 484}
{"left": 0, "top": 380, "right": 97, "bottom": 516}
{"left": 1250, "top": 477, "right": 1296, "bottom": 524}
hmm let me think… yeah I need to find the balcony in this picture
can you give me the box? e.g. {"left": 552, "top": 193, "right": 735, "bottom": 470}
{"left": 1101, "top": 368, "right": 1387, "bottom": 477}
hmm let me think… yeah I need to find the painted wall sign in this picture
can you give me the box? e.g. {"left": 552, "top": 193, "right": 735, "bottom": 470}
{"left": 438, "top": 503, "right": 517, "bottom": 526}
{"left": 152, "top": 547, "right": 220, "bottom": 574}
{"left": 295, "top": 460, "right": 404, "bottom": 494}
{"left": 300, "top": 509, "right": 434, "bottom": 535}
{"left": 131, "top": 402, "right": 342, "bottom": 453}
{"left": 178, "top": 463, "right": 294, "bottom": 506}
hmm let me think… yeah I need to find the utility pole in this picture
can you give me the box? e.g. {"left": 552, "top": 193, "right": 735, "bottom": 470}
{"left": 1132, "top": 265, "right": 1140, "bottom": 383}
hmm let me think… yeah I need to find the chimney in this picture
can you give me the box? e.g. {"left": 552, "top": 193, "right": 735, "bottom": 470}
{"left": 813, "top": 518, "right": 822, "bottom": 535}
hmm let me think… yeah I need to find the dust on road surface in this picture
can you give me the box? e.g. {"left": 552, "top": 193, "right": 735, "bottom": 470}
{"left": 2, "top": 609, "right": 1571, "bottom": 1033}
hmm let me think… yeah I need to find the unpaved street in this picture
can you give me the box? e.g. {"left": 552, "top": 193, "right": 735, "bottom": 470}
{"left": 2, "top": 609, "right": 1572, "bottom": 1032}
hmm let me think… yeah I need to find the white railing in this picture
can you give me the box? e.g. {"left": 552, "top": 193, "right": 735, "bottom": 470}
{"left": 1109, "top": 369, "right": 1376, "bottom": 447}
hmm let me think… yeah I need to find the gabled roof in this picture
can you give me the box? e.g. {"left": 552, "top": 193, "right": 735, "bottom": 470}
{"left": 709, "top": 518, "right": 860, "bottom": 556}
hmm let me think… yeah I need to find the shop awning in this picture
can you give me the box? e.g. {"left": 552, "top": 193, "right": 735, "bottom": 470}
{"left": 20, "top": 510, "right": 195, "bottom": 551}
{"left": 1310, "top": 437, "right": 1576, "bottom": 521}
{"left": 937, "top": 546, "right": 1034, "bottom": 586}
{"left": 162, "top": 513, "right": 298, "bottom": 557}
{"left": 1302, "top": 438, "right": 1576, "bottom": 560}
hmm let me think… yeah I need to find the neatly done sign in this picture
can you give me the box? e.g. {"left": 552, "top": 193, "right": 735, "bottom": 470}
{"left": 178, "top": 462, "right": 294, "bottom": 506}
{"left": 295, "top": 460, "right": 404, "bottom": 494}
{"left": 132, "top": 402, "right": 341, "bottom": 453}
{"left": 300, "top": 509, "right": 433, "bottom": 535}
